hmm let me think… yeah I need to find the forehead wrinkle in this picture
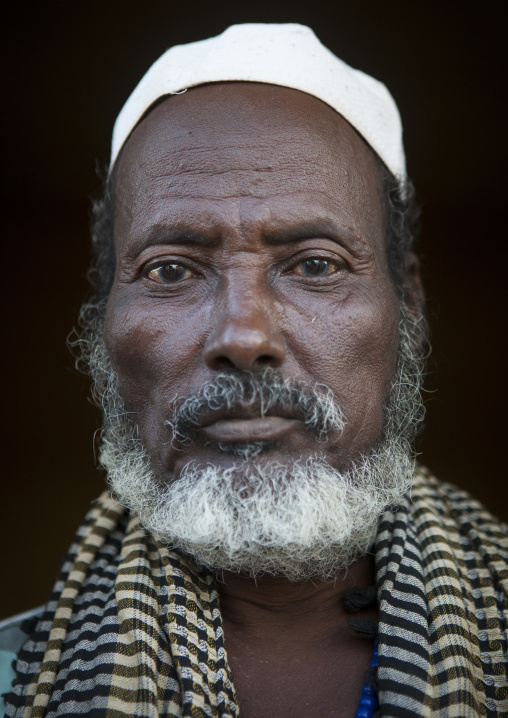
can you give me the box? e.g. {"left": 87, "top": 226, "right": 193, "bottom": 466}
{"left": 133, "top": 162, "right": 353, "bottom": 204}
{"left": 139, "top": 148, "right": 322, "bottom": 179}
{"left": 130, "top": 144, "right": 376, "bottom": 219}
{"left": 115, "top": 85, "right": 387, "bottom": 257}
{"left": 131, "top": 129, "right": 345, "bottom": 187}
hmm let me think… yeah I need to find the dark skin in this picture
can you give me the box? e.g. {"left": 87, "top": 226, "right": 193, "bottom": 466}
{"left": 105, "top": 83, "right": 423, "bottom": 717}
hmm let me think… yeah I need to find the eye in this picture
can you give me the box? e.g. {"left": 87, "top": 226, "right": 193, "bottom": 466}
{"left": 293, "top": 258, "right": 339, "bottom": 277}
{"left": 146, "top": 262, "right": 194, "bottom": 283}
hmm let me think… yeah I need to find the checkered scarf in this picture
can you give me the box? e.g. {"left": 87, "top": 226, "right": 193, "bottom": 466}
{"left": 5, "top": 467, "right": 508, "bottom": 717}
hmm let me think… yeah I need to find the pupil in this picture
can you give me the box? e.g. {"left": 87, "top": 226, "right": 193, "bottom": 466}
{"left": 161, "top": 264, "right": 185, "bottom": 281}
{"left": 304, "top": 259, "right": 328, "bottom": 276}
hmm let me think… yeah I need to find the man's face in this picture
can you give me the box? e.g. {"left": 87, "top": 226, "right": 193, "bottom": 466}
{"left": 104, "top": 83, "right": 401, "bottom": 484}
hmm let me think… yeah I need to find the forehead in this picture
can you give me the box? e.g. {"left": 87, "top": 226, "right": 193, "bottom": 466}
{"left": 113, "top": 83, "right": 386, "bottom": 250}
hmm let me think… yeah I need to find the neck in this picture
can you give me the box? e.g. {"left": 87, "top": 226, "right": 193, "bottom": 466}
{"left": 216, "top": 553, "right": 376, "bottom": 640}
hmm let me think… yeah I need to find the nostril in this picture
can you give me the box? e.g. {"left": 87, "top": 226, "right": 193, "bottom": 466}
{"left": 258, "top": 354, "right": 276, "bottom": 366}
{"left": 212, "top": 356, "right": 238, "bottom": 371}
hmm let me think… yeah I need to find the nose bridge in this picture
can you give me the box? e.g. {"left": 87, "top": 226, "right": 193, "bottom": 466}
{"left": 203, "top": 269, "right": 285, "bottom": 371}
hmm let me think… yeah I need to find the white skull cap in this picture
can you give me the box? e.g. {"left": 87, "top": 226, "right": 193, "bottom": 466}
{"left": 111, "top": 23, "right": 406, "bottom": 179}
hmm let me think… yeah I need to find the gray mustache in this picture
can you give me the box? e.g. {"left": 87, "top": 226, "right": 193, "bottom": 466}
{"left": 165, "top": 370, "right": 346, "bottom": 445}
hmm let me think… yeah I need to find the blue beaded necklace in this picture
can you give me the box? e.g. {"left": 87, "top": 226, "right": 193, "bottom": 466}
{"left": 354, "top": 637, "right": 379, "bottom": 718}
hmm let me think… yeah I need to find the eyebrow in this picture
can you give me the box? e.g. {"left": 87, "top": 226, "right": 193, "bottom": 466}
{"left": 125, "top": 226, "right": 221, "bottom": 257}
{"left": 264, "top": 220, "right": 365, "bottom": 250}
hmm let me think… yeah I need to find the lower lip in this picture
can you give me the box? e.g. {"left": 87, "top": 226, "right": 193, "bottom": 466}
{"left": 201, "top": 417, "right": 302, "bottom": 443}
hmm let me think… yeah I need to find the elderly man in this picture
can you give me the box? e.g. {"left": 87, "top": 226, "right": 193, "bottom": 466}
{"left": 2, "top": 23, "right": 507, "bottom": 718}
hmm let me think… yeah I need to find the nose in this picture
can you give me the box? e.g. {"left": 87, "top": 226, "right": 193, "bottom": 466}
{"left": 203, "top": 282, "right": 285, "bottom": 371}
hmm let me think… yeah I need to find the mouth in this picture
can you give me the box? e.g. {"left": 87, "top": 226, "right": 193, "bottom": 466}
{"left": 192, "top": 404, "right": 303, "bottom": 444}
{"left": 200, "top": 415, "right": 302, "bottom": 443}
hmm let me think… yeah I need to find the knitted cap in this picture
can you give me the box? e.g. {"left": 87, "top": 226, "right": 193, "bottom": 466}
{"left": 111, "top": 23, "right": 405, "bottom": 179}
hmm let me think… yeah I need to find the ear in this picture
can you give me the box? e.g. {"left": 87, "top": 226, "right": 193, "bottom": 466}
{"left": 402, "top": 252, "right": 425, "bottom": 320}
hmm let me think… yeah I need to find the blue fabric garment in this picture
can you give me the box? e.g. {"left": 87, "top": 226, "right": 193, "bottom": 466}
{"left": 0, "top": 606, "right": 45, "bottom": 714}
{"left": 1, "top": 650, "right": 17, "bottom": 715}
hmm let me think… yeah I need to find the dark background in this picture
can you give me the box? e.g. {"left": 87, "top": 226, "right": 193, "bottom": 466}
{"left": 2, "top": 1, "right": 506, "bottom": 620}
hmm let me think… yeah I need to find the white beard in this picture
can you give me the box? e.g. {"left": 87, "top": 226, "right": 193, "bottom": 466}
{"left": 102, "top": 438, "right": 413, "bottom": 580}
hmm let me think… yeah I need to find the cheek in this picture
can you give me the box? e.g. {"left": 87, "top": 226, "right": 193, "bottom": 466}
{"left": 283, "top": 285, "right": 400, "bottom": 446}
{"left": 286, "top": 284, "right": 399, "bottom": 379}
{"left": 103, "top": 289, "right": 204, "bottom": 416}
